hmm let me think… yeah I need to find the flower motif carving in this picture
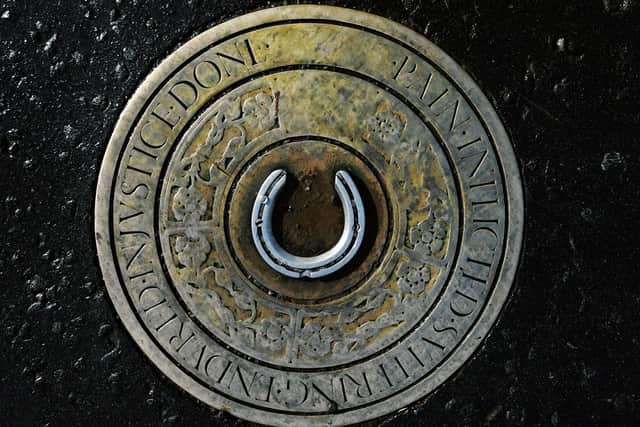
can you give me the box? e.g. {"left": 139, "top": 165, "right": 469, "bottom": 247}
{"left": 299, "top": 323, "right": 342, "bottom": 358}
{"left": 172, "top": 186, "right": 207, "bottom": 222}
{"left": 366, "top": 109, "right": 405, "bottom": 144}
{"left": 175, "top": 231, "right": 210, "bottom": 270}
{"left": 243, "top": 92, "right": 278, "bottom": 131}
{"left": 398, "top": 261, "right": 431, "bottom": 296}
{"left": 256, "top": 318, "right": 290, "bottom": 352}
{"left": 409, "top": 214, "right": 447, "bottom": 256}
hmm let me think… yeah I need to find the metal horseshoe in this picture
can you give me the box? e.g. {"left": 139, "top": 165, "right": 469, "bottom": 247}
{"left": 251, "top": 169, "right": 366, "bottom": 279}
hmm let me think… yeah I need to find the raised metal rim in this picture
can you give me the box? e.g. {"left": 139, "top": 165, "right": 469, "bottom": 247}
{"left": 95, "top": 5, "right": 524, "bottom": 426}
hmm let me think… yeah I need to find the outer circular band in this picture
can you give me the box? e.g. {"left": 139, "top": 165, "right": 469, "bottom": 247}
{"left": 95, "top": 6, "right": 524, "bottom": 426}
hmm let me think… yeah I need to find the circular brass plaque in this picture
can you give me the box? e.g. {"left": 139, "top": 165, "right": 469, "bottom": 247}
{"left": 95, "top": 6, "right": 523, "bottom": 426}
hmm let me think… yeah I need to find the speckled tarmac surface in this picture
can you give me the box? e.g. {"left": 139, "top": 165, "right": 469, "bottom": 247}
{"left": 1, "top": 1, "right": 639, "bottom": 426}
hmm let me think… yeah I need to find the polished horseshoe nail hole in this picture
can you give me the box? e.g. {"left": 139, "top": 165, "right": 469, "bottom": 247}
{"left": 251, "top": 169, "right": 366, "bottom": 279}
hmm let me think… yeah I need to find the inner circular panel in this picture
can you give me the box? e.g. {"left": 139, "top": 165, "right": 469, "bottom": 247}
{"left": 227, "top": 138, "right": 390, "bottom": 302}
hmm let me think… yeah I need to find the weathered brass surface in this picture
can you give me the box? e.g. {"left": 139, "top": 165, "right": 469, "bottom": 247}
{"left": 95, "top": 5, "right": 523, "bottom": 426}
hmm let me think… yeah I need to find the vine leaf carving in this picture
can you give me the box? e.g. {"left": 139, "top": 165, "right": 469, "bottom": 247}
{"left": 171, "top": 88, "right": 281, "bottom": 346}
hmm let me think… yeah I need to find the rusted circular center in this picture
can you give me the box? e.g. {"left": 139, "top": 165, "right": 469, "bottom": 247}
{"left": 226, "top": 138, "right": 390, "bottom": 303}
{"left": 272, "top": 166, "right": 344, "bottom": 257}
